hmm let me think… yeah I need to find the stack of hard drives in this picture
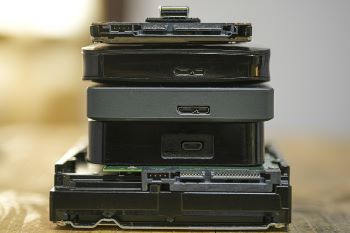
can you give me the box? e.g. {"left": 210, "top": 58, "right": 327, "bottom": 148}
{"left": 50, "top": 7, "right": 291, "bottom": 230}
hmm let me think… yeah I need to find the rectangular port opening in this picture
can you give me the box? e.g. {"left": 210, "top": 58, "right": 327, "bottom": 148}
{"left": 110, "top": 24, "right": 132, "bottom": 32}
{"left": 210, "top": 171, "right": 262, "bottom": 183}
{"left": 161, "top": 134, "right": 214, "bottom": 159}
{"left": 210, "top": 178, "right": 261, "bottom": 184}
{"left": 179, "top": 171, "right": 205, "bottom": 183}
{"left": 181, "top": 141, "right": 203, "bottom": 151}
{"left": 177, "top": 106, "right": 210, "bottom": 115}
{"left": 173, "top": 68, "right": 205, "bottom": 77}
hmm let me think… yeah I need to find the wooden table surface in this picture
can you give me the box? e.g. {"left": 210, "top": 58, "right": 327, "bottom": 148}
{"left": 0, "top": 124, "right": 349, "bottom": 233}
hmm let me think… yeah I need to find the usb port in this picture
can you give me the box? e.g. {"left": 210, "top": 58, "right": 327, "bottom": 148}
{"left": 177, "top": 106, "right": 210, "bottom": 115}
{"left": 181, "top": 141, "right": 203, "bottom": 151}
{"left": 173, "top": 68, "right": 205, "bottom": 77}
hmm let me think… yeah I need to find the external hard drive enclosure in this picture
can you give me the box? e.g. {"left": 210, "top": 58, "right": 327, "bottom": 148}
{"left": 88, "top": 121, "right": 264, "bottom": 166}
{"left": 87, "top": 86, "right": 274, "bottom": 122}
{"left": 83, "top": 44, "right": 269, "bottom": 83}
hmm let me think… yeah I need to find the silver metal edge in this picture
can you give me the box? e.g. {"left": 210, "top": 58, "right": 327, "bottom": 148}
{"left": 57, "top": 218, "right": 286, "bottom": 230}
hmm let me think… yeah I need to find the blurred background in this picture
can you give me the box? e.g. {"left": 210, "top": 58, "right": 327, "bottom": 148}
{"left": 0, "top": 1, "right": 349, "bottom": 231}
{"left": 0, "top": 0, "right": 349, "bottom": 138}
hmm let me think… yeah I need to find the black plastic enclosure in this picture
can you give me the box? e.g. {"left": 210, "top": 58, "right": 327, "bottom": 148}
{"left": 88, "top": 121, "right": 264, "bottom": 166}
{"left": 87, "top": 85, "right": 274, "bottom": 122}
{"left": 82, "top": 44, "right": 269, "bottom": 84}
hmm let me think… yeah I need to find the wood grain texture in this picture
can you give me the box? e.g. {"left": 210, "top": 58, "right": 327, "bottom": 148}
{"left": 0, "top": 124, "right": 349, "bottom": 233}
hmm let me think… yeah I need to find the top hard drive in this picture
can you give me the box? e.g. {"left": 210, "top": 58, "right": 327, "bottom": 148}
{"left": 82, "top": 44, "right": 270, "bottom": 83}
{"left": 90, "top": 6, "right": 252, "bottom": 44}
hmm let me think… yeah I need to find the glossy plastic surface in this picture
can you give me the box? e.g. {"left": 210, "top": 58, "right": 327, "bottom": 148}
{"left": 83, "top": 44, "right": 269, "bottom": 83}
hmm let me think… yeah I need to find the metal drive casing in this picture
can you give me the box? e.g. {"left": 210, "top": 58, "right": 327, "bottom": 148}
{"left": 89, "top": 22, "right": 252, "bottom": 44}
{"left": 87, "top": 85, "right": 273, "bottom": 122}
{"left": 50, "top": 144, "right": 291, "bottom": 230}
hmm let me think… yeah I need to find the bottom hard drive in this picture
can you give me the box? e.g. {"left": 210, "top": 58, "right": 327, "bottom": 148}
{"left": 50, "top": 143, "right": 291, "bottom": 230}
